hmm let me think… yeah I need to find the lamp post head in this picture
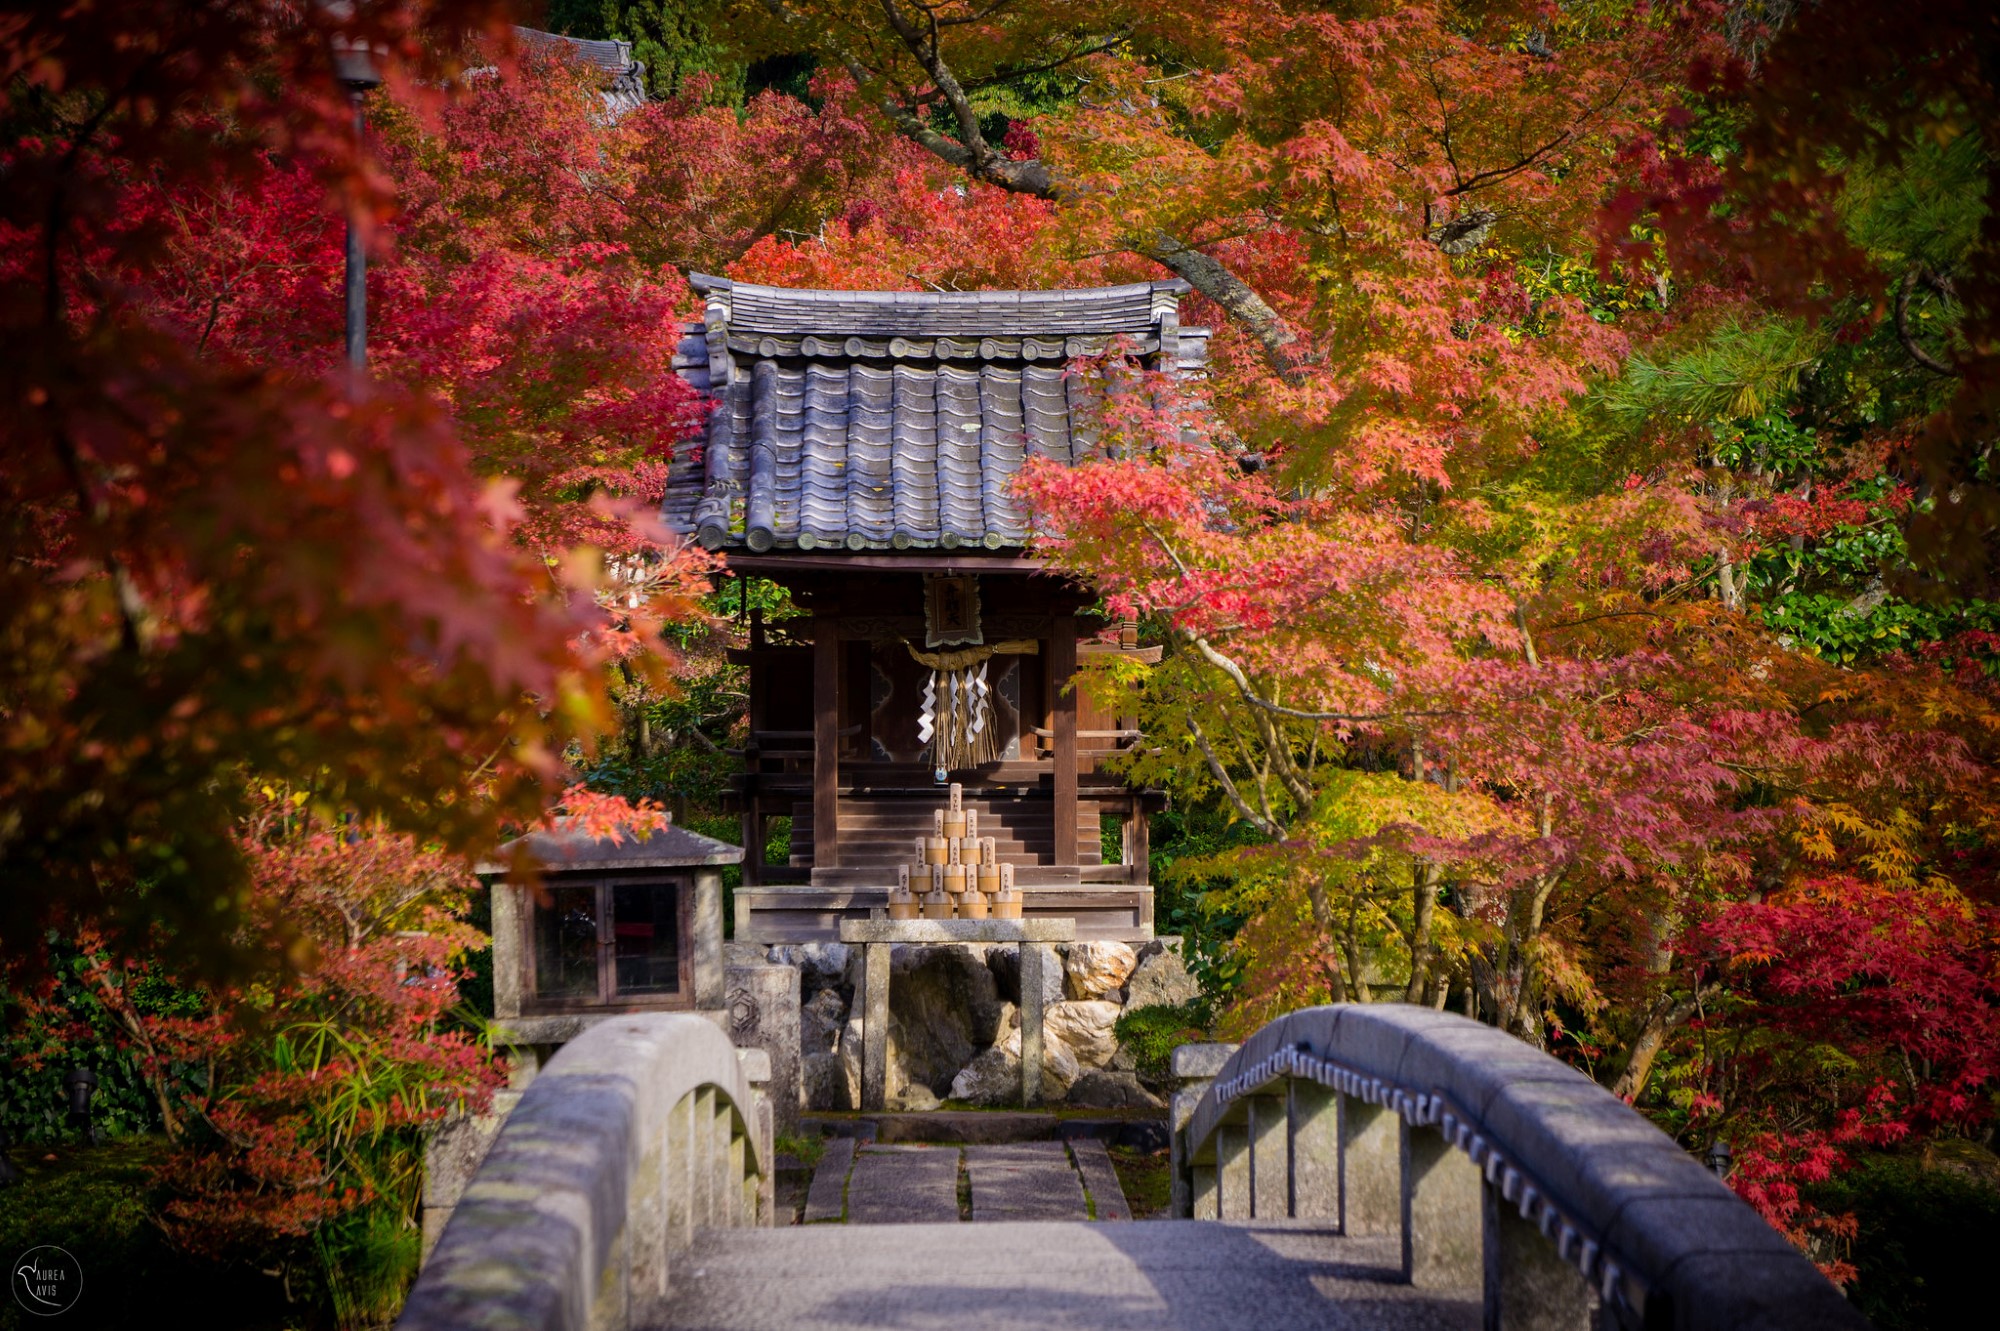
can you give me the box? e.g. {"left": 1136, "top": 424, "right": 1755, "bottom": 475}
{"left": 330, "top": 36, "right": 382, "bottom": 92}
{"left": 62, "top": 1066, "right": 98, "bottom": 1116}
{"left": 1704, "top": 1137, "right": 1733, "bottom": 1180}
{"left": 320, "top": 2, "right": 383, "bottom": 91}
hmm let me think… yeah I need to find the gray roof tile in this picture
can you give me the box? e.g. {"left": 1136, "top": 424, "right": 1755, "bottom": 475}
{"left": 666, "top": 280, "right": 1207, "bottom": 551}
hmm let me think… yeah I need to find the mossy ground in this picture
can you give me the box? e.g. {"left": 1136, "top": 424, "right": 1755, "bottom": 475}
{"left": 0, "top": 1136, "right": 295, "bottom": 1331}
{"left": 1107, "top": 1146, "right": 1172, "bottom": 1219}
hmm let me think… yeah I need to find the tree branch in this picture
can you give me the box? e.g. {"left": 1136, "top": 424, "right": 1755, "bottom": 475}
{"left": 759, "top": 0, "right": 1308, "bottom": 381}
{"left": 1187, "top": 714, "right": 1280, "bottom": 837}
{"left": 1895, "top": 265, "right": 1960, "bottom": 377}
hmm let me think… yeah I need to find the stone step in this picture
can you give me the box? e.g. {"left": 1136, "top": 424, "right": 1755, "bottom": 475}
{"left": 805, "top": 1113, "right": 1170, "bottom": 1152}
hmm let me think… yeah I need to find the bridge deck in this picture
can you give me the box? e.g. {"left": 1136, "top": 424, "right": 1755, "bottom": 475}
{"left": 650, "top": 1221, "right": 1479, "bottom": 1331}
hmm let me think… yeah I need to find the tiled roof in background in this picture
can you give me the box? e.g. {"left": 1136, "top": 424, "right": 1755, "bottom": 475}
{"left": 513, "top": 26, "right": 648, "bottom": 120}
{"left": 664, "top": 276, "right": 1210, "bottom": 553}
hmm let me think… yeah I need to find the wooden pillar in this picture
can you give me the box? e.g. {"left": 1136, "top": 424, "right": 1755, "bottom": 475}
{"left": 813, "top": 606, "right": 840, "bottom": 868}
{"left": 1052, "top": 612, "right": 1078, "bottom": 867}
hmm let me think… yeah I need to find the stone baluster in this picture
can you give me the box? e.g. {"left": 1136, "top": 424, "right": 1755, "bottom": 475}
{"left": 1485, "top": 1181, "right": 1596, "bottom": 1331}
{"left": 1341, "top": 1096, "right": 1401, "bottom": 1237}
{"left": 667, "top": 1090, "right": 696, "bottom": 1251}
{"left": 1286, "top": 1079, "right": 1339, "bottom": 1220}
{"left": 1402, "top": 1119, "right": 1483, "bottom": 1288}
{"left": 1247, "top": 1093, "right": 1289, "bottom": 1219}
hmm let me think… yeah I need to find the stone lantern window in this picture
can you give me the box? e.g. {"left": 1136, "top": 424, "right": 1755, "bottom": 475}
{"left": 530, "top": 877, "right": 688, "bottom": 1005}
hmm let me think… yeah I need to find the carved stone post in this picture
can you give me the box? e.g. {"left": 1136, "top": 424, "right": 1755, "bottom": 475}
{"left": 1169, "top": 1043, "right": 1238, "bottom": 1217}
{"left": 1020, "top": 942, "right": 1049, "bottom": 1106}
{"left": 861, "top": 942, "right": 890, "bottom": 1112}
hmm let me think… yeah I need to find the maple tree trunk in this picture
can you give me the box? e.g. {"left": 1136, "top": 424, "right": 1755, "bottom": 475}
{"left": 84, "top": 961, "right": 187, "bottom": 1141}
{"left": 1405, "top": 858, "right": 1442, "bottom": 1004}
{"left": 1608, "top": 997, "right": 1697, "bottom": 1103}
{"left": 1606, "top": 913, "right": 1701, "bottom": 1101}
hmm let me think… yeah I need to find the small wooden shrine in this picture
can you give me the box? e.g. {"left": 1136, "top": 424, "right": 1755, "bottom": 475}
{"left": 663, "top": 277, "right": 1207, "bottom": 943}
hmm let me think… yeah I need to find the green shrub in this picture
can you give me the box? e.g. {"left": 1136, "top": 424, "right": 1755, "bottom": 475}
{"left": 1113, "top": 1001, "right": 1210, "bottom": 1085}
{"left": 1806, "top": 1149, "right": 2000, "bottom": 1331}
{"left": 315, "top": 1204, "right": 422, "bottom": 1331}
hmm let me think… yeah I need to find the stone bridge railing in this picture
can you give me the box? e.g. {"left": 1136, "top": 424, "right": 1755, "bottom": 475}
{"left": 1172, "top": 1005, "right": 1866, "bottom": 1331}
{"left": 397, "top": 1014, "right": 771, "bottom": 1331}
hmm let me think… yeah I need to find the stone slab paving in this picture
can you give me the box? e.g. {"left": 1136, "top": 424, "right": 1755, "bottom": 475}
{"left": 1069, "top": 1138, "right": 1131, "bottom": 1221}
{"left": 965, "top": 1142, "right": 1089, "bottom": 1222}
{"left": 803, "top": 1137, "right": 856, "bottom": 1223}
{"left": 842, "top": 1144, "right": 963, "bottom": 1225}
{"left": 802, "top": 1134, "right": 1136, "bottom": 1226}
{"left": 654, "top": 1221, "right": 1480, "bottom": 1331}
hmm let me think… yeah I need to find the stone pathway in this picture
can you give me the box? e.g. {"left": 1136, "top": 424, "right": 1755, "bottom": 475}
{"left": 801, "top": 1138, "right": 1130, "bottom": 1224}
{"left": 651, "top": 1222, "right": 1479, "bottom": 1331}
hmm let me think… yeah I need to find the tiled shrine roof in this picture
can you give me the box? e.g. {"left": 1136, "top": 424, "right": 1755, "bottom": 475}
{"left": 663, "top": 275, "right": 1210, "bottom": 553}
{"left": 513, "top": 27, "right": 648, "bottom": 119}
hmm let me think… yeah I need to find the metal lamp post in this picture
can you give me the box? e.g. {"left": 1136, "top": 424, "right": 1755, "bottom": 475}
{"left": 62, "top": 1067, "right": 100, "bottom": 1145}
{"left": 329, "top": 32, "right": 382, "bottom": 378}
{"left": 1705, "top": 1137, "right": 1733, "bottom": 1180}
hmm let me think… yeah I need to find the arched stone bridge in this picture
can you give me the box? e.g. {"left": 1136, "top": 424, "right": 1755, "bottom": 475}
{"left": 397, "top": 1007, "right": 1867, "bottom": 1331}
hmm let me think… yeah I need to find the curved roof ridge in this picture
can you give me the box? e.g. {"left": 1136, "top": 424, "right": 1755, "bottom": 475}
{"left": 690, "top": 274, "right": 1190, "bottom": 338}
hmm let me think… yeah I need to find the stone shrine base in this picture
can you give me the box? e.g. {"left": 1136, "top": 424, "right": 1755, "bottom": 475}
{"left": 731, "top": 934, "right": 1201, "bottom": 1114}
{"left": 840, "top": 918, "right": 1074, "bottom": 1111}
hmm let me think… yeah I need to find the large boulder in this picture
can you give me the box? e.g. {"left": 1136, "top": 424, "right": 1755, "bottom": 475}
{"left": 1124, "top": 948, "right": 1200, "bottom": 1012}
{"left": 772, "top": 942, "right": 852, "bottom": 995}
{"left": 1067, "top": 1069, "right": 1165, "bottom": 1110}
{"left": 887, "top": 944, "right": 1005, "bottom": 1095}
{"left": 891, "top": 1083, "right": 941, "bottom": 1112}
{"left": 1045, "top": 999, "right": 1124, "bottom": 1069}
{"left": 1062, "top": 941, "right": 1138, "bottom": 999}
{"left": 985, "top": 945, "right": 1063, "bottom": 1009}
{"left": 951, "top": 1040, "right": 1079, "bottom": 1105}
{"left": 949, "top": 1047, "right": 1019, "bottom": 1107}
{"left": 802, "top": 1050, "right": 853, "bottom": 1111}
{"left": 800, "top": 987, "right": 847, "bottom": 1056}
{"left": 994, "top": 1006, "right": 1083, "bottom": 1097}
{"left": 837, "top": 1011, "right": 865, "bottom": 1107}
